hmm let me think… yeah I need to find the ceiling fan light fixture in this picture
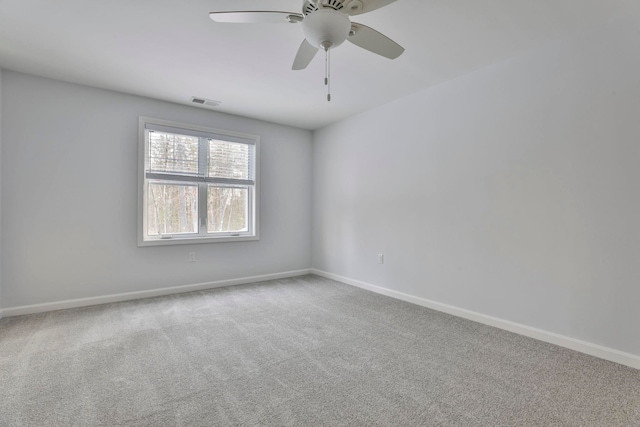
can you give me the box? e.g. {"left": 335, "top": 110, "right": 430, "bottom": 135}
{"left": 302, "top": 9, "right": 351, "bottom": 49}
{"left": 209, "top": 0, "right": 404, "bottom": 101}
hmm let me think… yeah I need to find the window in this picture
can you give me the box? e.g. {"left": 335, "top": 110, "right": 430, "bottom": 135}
{"left": 138, "top": 117, "right": 259, "bottom": 246}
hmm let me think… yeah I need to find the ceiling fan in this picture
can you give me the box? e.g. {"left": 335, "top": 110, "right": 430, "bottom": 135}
{"left": 209, "top": 0, "right": 404, "bottom": 101}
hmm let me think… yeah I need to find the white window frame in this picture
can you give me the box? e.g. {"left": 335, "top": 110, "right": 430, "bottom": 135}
{"left": 138, "top": 117, "right": 260, "bottom": 246}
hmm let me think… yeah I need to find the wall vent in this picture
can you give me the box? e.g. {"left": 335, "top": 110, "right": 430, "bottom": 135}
{"left": 191, "top": 97, "right": 221, "bottom": 108}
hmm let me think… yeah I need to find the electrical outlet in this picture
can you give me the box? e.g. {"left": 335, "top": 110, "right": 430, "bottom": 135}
{"left": 188, "top": 252, "right": 196, "bottom": 263}
{"left": 378, "top": 253, "right": 384, "bottom": 264}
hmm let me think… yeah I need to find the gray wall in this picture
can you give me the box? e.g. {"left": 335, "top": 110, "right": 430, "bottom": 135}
{"left": 312, "top": 11, "right": 640, "bottom": 357}
{"left": 0, "top": 68, "right": 3, "bottom": 313}
{"left": 1, "top": 71, "right": 313, "bottom": 307}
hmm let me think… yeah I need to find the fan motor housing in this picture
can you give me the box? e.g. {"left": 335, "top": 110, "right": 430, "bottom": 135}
{"left": 303, "top": 0, "right": 363, "bottom": 16}
{"left": 304, "top": 0, "right": 344, "bottom": 15}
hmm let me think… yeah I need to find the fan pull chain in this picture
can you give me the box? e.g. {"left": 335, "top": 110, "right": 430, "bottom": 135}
{"left": 320, "top": 41, "right": 333, "bottom": 102}
{"left": 325, "top": 47, "right": 331, "bottom": 102}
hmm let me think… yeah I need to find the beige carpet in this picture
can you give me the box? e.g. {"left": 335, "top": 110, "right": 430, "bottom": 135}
{"left": 1, "top": 275, "right": 639, "bottom": 426}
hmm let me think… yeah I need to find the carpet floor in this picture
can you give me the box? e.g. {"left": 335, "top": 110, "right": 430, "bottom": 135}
{"left": 1, "top": 275, "right": 639, "bottom": 426}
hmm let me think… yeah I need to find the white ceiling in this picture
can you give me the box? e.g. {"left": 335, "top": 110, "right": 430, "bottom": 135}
{"left": 0, "top": 0, "right": 634, "bottom": 130}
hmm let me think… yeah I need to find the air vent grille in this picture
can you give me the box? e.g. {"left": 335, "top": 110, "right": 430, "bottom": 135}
{"left": 191, "top": 97, "right": 221, "bottom": 108}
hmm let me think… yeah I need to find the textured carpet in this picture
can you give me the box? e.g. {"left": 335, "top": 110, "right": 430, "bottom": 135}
{"left": 1, "top": 275, "right": 639, "bottom": 426}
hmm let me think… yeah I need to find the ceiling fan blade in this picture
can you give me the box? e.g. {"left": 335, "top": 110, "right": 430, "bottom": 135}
{"left": 292, "top": 39, "right": 319, "bottom": 70}
{"left": 209, "top": 11, "right": 303, "bottom": 24}
{"left": 348, "top": 23, "right": 404, "bottom": 59}
{"left": 346, "top": 0, "right": 398, "bottom": 16}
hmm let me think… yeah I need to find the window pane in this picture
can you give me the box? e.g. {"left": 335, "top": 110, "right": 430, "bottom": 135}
{"left": 208, "top": 140, "right": 250, "bottom": 180}
{"left": 207, "top": 186, "right": 248, "bottom": 233}
{"left": 148, "top": 131, "right": 199, "bottom": 175}
{"left": 147, "top": 183, "right": 198, "bottom": 235}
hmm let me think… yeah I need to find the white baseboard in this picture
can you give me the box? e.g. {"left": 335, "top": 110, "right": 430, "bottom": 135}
{"left": 311, "top": 269, "right": 640, "bottom": 371}
{"left": 1, "top": 269, "right": 312, "bottom": 318}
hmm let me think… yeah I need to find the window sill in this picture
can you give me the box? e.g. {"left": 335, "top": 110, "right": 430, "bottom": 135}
{"left": 138, "top": 234, "right": 259, "bottom": 247}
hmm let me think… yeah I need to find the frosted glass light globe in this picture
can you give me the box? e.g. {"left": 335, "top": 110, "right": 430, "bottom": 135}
{"left": 302, "top": 9, "right": 351, "bottom": 49}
